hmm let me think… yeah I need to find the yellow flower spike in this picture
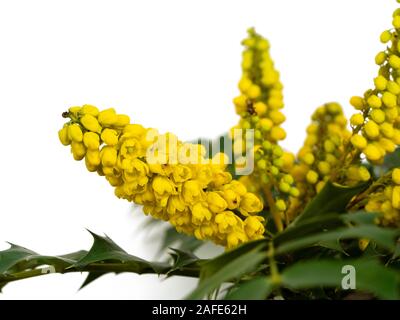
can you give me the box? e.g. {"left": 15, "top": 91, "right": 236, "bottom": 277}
{"left": 58, "top": 126, "right": 71, "bottom": 146}
{"left": 394, "top": 16, "right": 400, "bottom": 28}
{"left": 101, "top": 128, "right": 119, "bottom": 146}
{"left": 98, "top": 108, "right": 118, "bottom": 126}
{"left": 71, "top": 141, "right": 86, "bottom": 161}
{"left": 68, "top": 124, "right": 83, "bottom": 142}
{"left": 392, "top": 168, "right": 400, "bottom": 185}
{"left": 81, "top": 104, "right": 99, "bottom": 117}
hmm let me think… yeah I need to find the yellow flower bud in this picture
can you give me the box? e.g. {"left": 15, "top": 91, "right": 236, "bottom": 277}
{"left": 392, "top": 168, "right": 400, "bottom": 185}
{"left": 68, "top": 124, "right": 83, "bottom": 142}
{"left": 86, "top": 149, "right": 101, "bottom": 167}
{"left": 98, "top": 108, "right": 118, "bottom": 126}
{"left": 58, "top": 126, "right": 71, "bottom": 146}
{"left": 302, "top": 153, "right": 315, "bottom": 165}
{"left": 350, "top": 96, "right": 365, "bottom": 110}
{"left": 101, "top": 128, "right": 119, "bottom": 146}
{"left": 101, "top": 146, "right": 118, "bottom": 167}
{"left": 375, "top": 52, "right": 387, "bottom": 65}
{"left": 71, "top": 141, "right": 86, "bottom": 161}
{"left": 358, "top": 166, "right": 371, "bottom": 182}
{"left": 247, "top": 85, "right": 261, "bottom": 99}
{"left": 233, "top": 95, "right": 248, "bottom": 113}
{"left": 363, "top": 144, "right": 381, "bottom": 161}
{"left": 324, "top": 140, "right": 335, "bottom": 153}
{"left": 269, "top": 110, "right": 286, "bottom": 125}
{"left": 254, "top": 101, "right": 267, "bottom": 116}
{"left": 350, "top": 113, "right": 364, "bottom": 126}
{"left": 350, "top": 134, "right": 367, "bottom": 150}
{"left": 83, "top": 132, "right": 100, "bottom": 150}
{"left": 238, "top": 77, "right": 252, "bottom": 93}
{"left": 387, "top": 81, "right": 400, "bottom": 95}
{"left": 389, "top": 55, "right": 400, "bottom": 69}
{"left": 392, "top": 186, "right": 400, "bottom": 209}
{"left": 270, "top": 126, "right": 286, "bottom": 141}
{"left": 364, "top": 121, "right": 380, "bottom": 139}
{"left": 374, "top": 75, "right": 388, "bottom": 91}
{"left": 370, "top": 109, "right": 385, "bottom": 123}
{"left": 393, "top": 16, "right": 400, "bottom": 28}
{"left": 382, "top": 91, "right": 397, "bottom": 108}
{"left": 81, "top": 104, "right": 99, "bottom": 117}
{"left": 275, "top": 199, "right": 286, "bottom": 211}
{"left": 317, "top": 161, "right": 331, "bottom": 175}
{"left": 115, "top": 114, "right": 130, "bottom": 127}
{"left": 367, "top": 95, "right": 382, "bottom": 108}
{"left": 259, "top": 118, "right": 273, "bottom": 131}
{"left": 306, "top": 170, "right": 318, "bottom": 184}
{"left": 81, "top": 114, "right": 102, "bottom": 133}
{"left": 380, "top": 122, "right": 394, "bottom": 138}
{"left": 380, "top": 30, "right": 392, "bottom": 43}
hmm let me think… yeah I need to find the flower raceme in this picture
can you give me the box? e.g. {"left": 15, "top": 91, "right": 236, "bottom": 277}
{"left": 59, "top": 106, "right": 265, "bottom": 249}
{"left": 231, "top": 28, "right": 299, "bottom": 231}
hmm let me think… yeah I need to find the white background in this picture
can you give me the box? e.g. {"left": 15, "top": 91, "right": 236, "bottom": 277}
{"left": 0, "top": 0, "right": 395, "bottom": 299}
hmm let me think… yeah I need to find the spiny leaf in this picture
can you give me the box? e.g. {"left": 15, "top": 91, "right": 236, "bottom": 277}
{"left": 71, "top": 231, "right": 163, "bottom": 274}
{"left": 168, "top": 248, "right": 201, "bottom": 275}
{"left": 281, "top": 259, "right": 400, "bottom": 300}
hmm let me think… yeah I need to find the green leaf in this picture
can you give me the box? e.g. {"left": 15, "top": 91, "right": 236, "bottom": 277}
{"left": 281, "top": 259, "right": 400, "bottom": 300}
{"left": 198, "top": 239, "right": 266, "bottom": 281}
{"left": 225, "top": 277, "right": 273, "bottom": 300}
{"left": 275, "top": 225, "right": 398, "bottom": 255}
{"left": 187, "top": 243, "right": 267, "bottom": 299}
{"left": 168, "top": 248, "right": 201, "bottom": 275}
{"left": 292, "top": 181, "right": 368, "bottom": 226}
{"left": 80, "top": 272, "right": 109, "bottom": 290}
{"left": 71, "top": 231, "right": 164, "bottom": 274}
{"left": 0, "top": 244, "right": 37, "bottom": 274}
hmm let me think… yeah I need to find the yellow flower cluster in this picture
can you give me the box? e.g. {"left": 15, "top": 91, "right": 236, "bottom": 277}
{"left": 292, "top": 103, "right": 371, "bottom": 194}
{"left": 231, "top": 28, "right": 298, "bottom": 231}
{"left": 59, "top": 105, "right": 265, "bottom": 248}
{"left": 364, "top": 168, "right": 400, "bottom": 226}
{"left": 348, "top": 8, "right": 400, "bottom": 164}
{"left": 289, "top": 103, "right": 358, "bottom": 211}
